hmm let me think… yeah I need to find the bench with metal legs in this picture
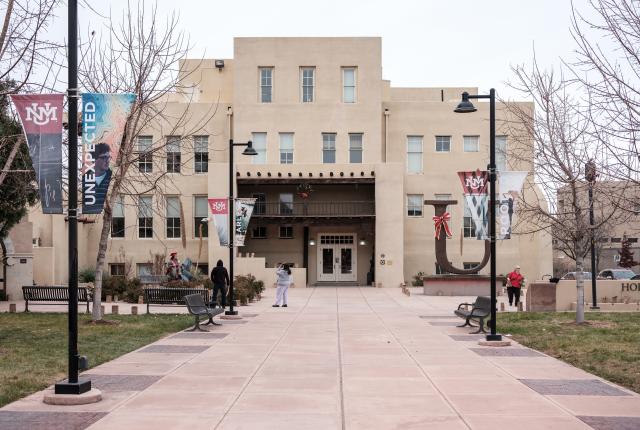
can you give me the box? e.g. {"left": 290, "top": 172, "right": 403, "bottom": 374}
{"left": 454, "top": 296, "right": 491, "bottom": 334}
{"left": 184, "top": 293, "right": 224, "bottom": 332}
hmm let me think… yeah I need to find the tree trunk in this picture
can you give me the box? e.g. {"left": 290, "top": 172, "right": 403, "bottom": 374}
{"left": 575, "top": 254, "right": 585, "bottom": 324}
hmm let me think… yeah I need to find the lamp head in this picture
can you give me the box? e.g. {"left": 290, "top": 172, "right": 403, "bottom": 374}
{"left": 242, "top": 140, "right": 258, "bottom": 156}
{"left": 454, "top": 91, "right": 477, "bottom": 113}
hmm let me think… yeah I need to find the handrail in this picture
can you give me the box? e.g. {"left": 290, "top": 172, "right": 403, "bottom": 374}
{"left": 252, "top": 200, "right": 375, "bottom": 217}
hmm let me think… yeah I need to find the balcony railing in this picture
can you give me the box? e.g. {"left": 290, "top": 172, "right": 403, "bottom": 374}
{"left": 251, "top": 201, "right": 375, "bottom": 217}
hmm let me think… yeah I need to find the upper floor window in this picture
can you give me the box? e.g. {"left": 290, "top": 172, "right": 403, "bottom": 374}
{"left": 279, "top": 133, "right": 294, "bottom": 164}
{"left": 137, "top": 135, "right": 153, "bottom": 173}
{"left": 322, "top": 133, "right": 336, "bottom": 164}
{"left": 166, "top": 135, "right": 181, "bottom": 173}
{"left": 435, "top": 135, "right": 451, "bottom": 152}
{"left": 194, "top": 196, "right": 208, "bottom": 238}
{"left": 407, "top": 194, "right": 423, "bottom": 217}
{"left": 138, "top": 195, "right": 153, "bottom": 238}
{"left": 301, "top": 67, "right": 315, "bottom": 103}
{"left": 253, "top": 193, "right": 266, "bottom": 215}
{"left": 259, "top": 67, "right": 273, "bottom": 103}
{"left": 349, "top": 133, "right": 363, "bottom": 163}
{"left": 407, "top": 136, "right": 423, "bottom": 174}
{"left": 463, "top": 135, "right": 479, "bottom": 152}
{"left": 252, "top": 226, "right": 267, "bottom": 239}
{"left": 252, "top": 132, "right": 267, "bottom": 164}
{"left": 496, "top": 135, "right": 507, "bottom": 171}
{"left": 463, "top": 198, "right": 476, "bottom": 238}
{"left": 194, "top": 136, "right": 208, "bottom": 173}
{"left": 111, "top": 195, "right": 125, "bottom": 238}
{"left": 165, "top": 196, "right": 181, "bottom": 239}
{"left": 342, "top": 67, "right": 357, "bottom": 103}
{"left": 279, "top": 193, "right": 294, "bottom": 215}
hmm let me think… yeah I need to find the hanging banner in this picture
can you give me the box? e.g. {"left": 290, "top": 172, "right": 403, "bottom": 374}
{"left": 208, "top": 198, "right": 229, "bottom": 247}
{"left": 496, "top": 171, "right": 528, "bottom": 240}
{"left": 81, "top": 93, "right": 135, "bottom": 214}
{"left": 465, "top": 194, "right": 488, "bottom": 240}
{"left": 234, "top": 198, "right": 256, "bottom": 247}
{"left": 10, "top": 94, "right": 64, "bottom": 213}
{"left": 497, "top": 198, "right": 514, "bottom": 240}
{"left": 457, "top": 169, "right": 488, "bottom": 195}
{"left": 499, "top": 171, "right": 528, "bottom": 199}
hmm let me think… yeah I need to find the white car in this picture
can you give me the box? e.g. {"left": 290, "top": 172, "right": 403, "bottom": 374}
{"left": 597, "top": 269, "right": 636, "bottom": 280}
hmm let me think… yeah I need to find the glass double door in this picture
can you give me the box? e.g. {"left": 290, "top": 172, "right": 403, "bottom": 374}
{"left": 318, "top": 240, "right": 356, "bottom": 282}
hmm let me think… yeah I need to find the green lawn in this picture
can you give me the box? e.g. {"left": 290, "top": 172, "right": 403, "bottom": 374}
{"left": 0, "top": 313, "right": 192, "bottom": 407}
{"left": 498, "top": 312, "right": 640, "bottom": 394}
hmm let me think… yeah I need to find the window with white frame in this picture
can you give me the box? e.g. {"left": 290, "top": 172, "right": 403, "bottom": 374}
{"left": 279, "top": 193, "right": 293, "bottom": 215}
{"left": 111, "top": 195, "right": 125, "bottom": 238}
{"left": 342, "top": 67, "right": 356, "bottom": 103}
{"left": 300, "top": 67, "right": 315, "bottom": 103}
{"left": 322, "top": 133, "right": 336, "bottom": 163}
{"left": 110, "top": 263, "right": 125, "bottom": 277}
{"left": 138, "top": 196, "right": 153, "bottom": 238}
{"left": 137, "top": 263, "right": 153, "bottom": 277}
{"left": 407, "top": 136, "right": 423, "bottom": 173}
{"left": 407, "top": 194, "right": 423, "bottom": 217}
{"left": 259, "top": 67, "right": 273, "bottom": 103}
{"left": 463, "top": 198, "right": 476, "bottom": 238}
{"left": 463, "top": 135, "right": 479, "bottom": 152}
{"left": 435, "top": 194, "right": 452, "bottom": 239}
{"left": 251, "top": 132, "right": 267, "bottom": 164}
{"left": 279, "top": 133, "right": 294, "bottom": 164}
{"left": 137, "top": 135, "right": 153, "bottom": 173}
{"left": 252, "top": 226, "right": 267, "bottom": 239}
{"left": 194, "top": 196, "right": 208, "bottom": 238}
{"left": 496, "top": 135, "right": 507, "bottom": 171}
{"left": 349, "top": 133, "right": 363, "bottom": 163}
{"left": 166, "top": 196, "right": 181, "bottom": 239}
{"left": 435, "top": 135, "right": 451, "bottom": 152}
{"left": 279, "top": 225, "right": 294, "bottom": 238}
{"left": 194, "top": 136, "right": 208, "bottom": 173}
{"left": 166, "top": 136, "right": 181, "bottom": 173}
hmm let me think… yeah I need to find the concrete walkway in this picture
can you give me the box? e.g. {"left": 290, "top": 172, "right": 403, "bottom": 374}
{"left": 1, "top": 287, "right": 638, "bottom": 430}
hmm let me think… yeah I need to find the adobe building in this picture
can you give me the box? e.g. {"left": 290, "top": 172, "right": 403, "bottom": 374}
{"left": 25, "top": 37, "right": 552, "bottom": 289}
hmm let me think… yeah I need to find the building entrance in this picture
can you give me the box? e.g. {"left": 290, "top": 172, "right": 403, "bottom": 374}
{"left": 317, "top": 234, "right": 357, "bottom": 282}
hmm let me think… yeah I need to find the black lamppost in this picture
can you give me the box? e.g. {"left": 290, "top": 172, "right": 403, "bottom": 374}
{"left": 55, "top": 0, "right": 91, "bottom": 395}
{"left": 455, "top": 90, "right": 502, "bottom": 342}
{"left": 226, "top": 139, "right": 257, "bottom": 316}
{"left": 585, "top": 159, "right": 599, "bottom": 309}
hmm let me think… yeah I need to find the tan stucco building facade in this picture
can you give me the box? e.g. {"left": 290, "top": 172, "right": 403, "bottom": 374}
{"left": 21, "top": 37, "right": 552, "bottom": 293}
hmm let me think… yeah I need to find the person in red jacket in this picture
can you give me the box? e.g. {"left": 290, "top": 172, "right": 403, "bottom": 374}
{"left": 506, "top": 265, "right": 525, "bottom": 307}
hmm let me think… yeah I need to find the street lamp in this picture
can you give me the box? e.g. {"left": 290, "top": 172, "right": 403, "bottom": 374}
{"left": 454, "top": 89, "right": 502, "bottom": 342}
{"left": 226, "top": 139, "right": 257, "bottom": 316}
{"left": 585, "top": 159, "right": 599, "bottom": 309}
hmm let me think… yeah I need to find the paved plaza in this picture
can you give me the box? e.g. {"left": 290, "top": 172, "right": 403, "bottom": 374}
{"left": 1, "top": 287, "right": 639, "bottom": 429}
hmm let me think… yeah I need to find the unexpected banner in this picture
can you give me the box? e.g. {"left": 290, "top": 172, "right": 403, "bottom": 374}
{"left": 208, "top": 198, "right": 229, "bottom": 247}
{"left": 497, "top": 171, "right": 528, "bottom": 240}
{"left": 499, "top": 171, "right": 528, "bottom": 199}
{"left": 497, "top": 198, "right": 514, "bottom": 240}
{"left": 82, "top": 93, "right": 135, "bottom": 214}
{"left": 10, "top": 94, "right": 64, "bottom": 213}
{"left": 234, "top": 198, "right": 256, "bottom": 247}
{"left": 458, "top": 169, "right": 488, "bottom": 195}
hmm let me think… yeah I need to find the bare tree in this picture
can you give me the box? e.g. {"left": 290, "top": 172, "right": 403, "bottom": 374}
{"left": 503, "top": 57, "right": 629, "bottom": 323}
{"left": 78, "top": 2, "right": 217, "bottom": 321}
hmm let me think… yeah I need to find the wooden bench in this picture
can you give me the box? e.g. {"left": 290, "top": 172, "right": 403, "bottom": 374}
{"left": 454, "top": 296, "right": 492, "bottom": 334}
{"left": 184, "top": 294, "right": 224, "bottom": 331}
{"left": 143, "top": 287, "right": 209, "bottom": 314}
{"left": 22, "top": 286, "right": 91, "bottom": 313}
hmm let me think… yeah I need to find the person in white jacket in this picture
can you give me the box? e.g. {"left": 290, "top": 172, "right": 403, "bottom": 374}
{"left": 273, "top": 263, "right": 292, "bottom": 307}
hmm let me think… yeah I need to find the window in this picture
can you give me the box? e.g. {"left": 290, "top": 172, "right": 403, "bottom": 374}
{"left": 463, "top": 262, "right": 480, "bottom": 270}
{"left": 166, "top": 135, "right": 181, "bottom": 173}
{"left": 137, "top": 136, "right": 153, "bottom": 173}
{"left": 463, "top": 198, "right": 476, "bottom": 238}
{"left": 463, "top": 135, "right": 479, "bottom": 152}
{"left": 301, "top": 67, "right": 315, "bottom": 103}
{"left": 110, "top": 195, "right": 125, "bottom": 238}
{"left": 194, "top": 136, "right": 208, "bottom": 173}
{"left": 259, "top": 67, "right": 273, "bottom": 103}
{"left": 138, "top": 196, "right": 153, "bottom": 238}
{"left": 279, "top": 133, "right": 294, "bottom": 164}
{"left": 279, "top": 225, "right": 293, "bottom": 238}
{"left": 322, "top": 133, "right": 336, "bottom": 163}
{"left": 166, "top": 196, "right": 181, "bottom": 239}
{"left": 252, "top": 226, "right": 267, "bottom": 238}
{"left": 253, "top": 193, "right": 266, "bottom": 215}
{"left": 435, "top": 136, "right": 451, "bottom": 152}
{"left": 279, "top": 193, "right": 293, "bottom": 215}
{"left": 629, "top": 238, "right": 639, "bottom": 243}
{"left": 611, "top": 237, "right": 622, "bottom": 243}
{"left": 342, "top": 67, "right": 356, "bottom": 103}
{"left": 407, "top": 194, "right": 423, "bottom": 217}
{"left": 435, "top": 194, "right": 452, "bottom": 232}
{"left": 196, "top": 264, "right": 208, "bottom": 276}
{"left": 496, "top": 135, "right": 507, "bottom": 171}
{"left": 252, "top": 132, "right": 267, "bottom": 164}
{"left": 349, "top": 133, "right": 363, "bottom": 163}
{"left": 137, "top": 263, "right": 153, "bottom": 277}
{"left": 110, "top": 263, "right": 125, "bottom": 277}
{"left": 407, "top": 136, "right": 423, "bottom": 173}
{"left": 194, "top": 196, "right": 208, "bottom": 238}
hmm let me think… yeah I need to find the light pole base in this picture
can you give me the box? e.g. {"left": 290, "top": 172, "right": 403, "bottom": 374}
{"left": 224, "top": 310, "right": 238, "bottom": 316}
{"left": 53, "top": 379, "right": 93, "bottom": 396}
{"left": 485, "top": 334, "right": 503, "bottom": 342}
{"left": 590, "top": 306, "right": 600, "bottom": 310}
{"left": 478, "top": 338, "right": 511, "bottom": 347}
{"left": 221, "top": 312, "right": 242, "bottom": 320}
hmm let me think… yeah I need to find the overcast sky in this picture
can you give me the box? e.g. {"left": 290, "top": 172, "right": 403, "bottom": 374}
{"left": 49, "top": 0, "right": 597, "bottom": 100}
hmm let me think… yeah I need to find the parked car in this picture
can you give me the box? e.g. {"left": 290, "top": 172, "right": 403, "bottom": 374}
{"left": 597, "top": 269, "right": 636, "bottom": 280}
{"left": 560, "top": 272, "right": 592, "bottom": 280}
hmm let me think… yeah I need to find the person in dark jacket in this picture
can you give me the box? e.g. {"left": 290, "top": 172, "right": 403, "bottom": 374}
{"left": 210, "top": 259, "right": 229, "bottom": 308}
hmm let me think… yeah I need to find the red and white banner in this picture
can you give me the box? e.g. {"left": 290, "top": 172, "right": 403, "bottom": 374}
{"left": 208, "top": 198, "right": 229, "bottom": 246}
{"left": 457, "top": 169, "right": 488, "bottom": 195}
